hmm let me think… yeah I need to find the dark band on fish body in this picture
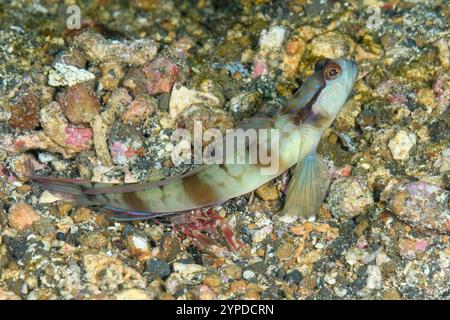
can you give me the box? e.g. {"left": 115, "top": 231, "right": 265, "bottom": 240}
{"left": 182, "top": 173, "right": 219, "bottom": 205}
{"left": 304, "top": 108, "right": 333, "bottom": 129}
{"left": 121, "top": 192, "right": 150, "bottom": 212}
{"left": 286, "top": 86, "right": 323, "bottom": 126}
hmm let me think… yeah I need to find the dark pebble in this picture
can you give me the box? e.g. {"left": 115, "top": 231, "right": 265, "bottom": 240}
{"left": 187, "top": 245, "right": 203, "bottom": 265}
{"left": 406, "top": 101, "right": 418, "bottom": 111}
{"left": 276, "top": 267, "right": 286, "bottom": 280}
{"left": 340, "top": 220, "right": 356, "bottom": 238}
{"left": 136, "top": 158, "right": 153, "bottom": 171}
{"left": 356, "top": 265, "right": 368, "bottom": 277}
{"left": 56, "top": 232, "right": 66, "bottom": 241}
{"left": 240, "top": 226, "right": 253, "bottom": 245}
{"left": 121, "top": 224, "right": 135, "bottom": 238}
{"left": 317, "top": 287, "right": 334, "bottom": 300}
{"left": 313, "top": 258, "right": 329, "bottom": 273}
{"left": 249, "top": 261, "right": 267, "bottom": 274}
{"left": 405, "top": 38, "right": 416, "bottom": 48}
{"left": 174, "top": 288, "right": 187, "bottom": 298}
{"left": 370, "top": 243, "right": 381, "bottom": 251}
{"left": 350, "top": 278, "right": 365, "bottom": 292}
{"left": 3, "top": 236, "right": 27, "bottom": 261}
{"left": 261, "top": 287, "right": 282, "bottom": 300}
{"left": 145, "top": 259, "right": 171, "bottom": 279}
{"left": 401, "top": 286, "right": 423, "bottom": 299}
{"left": 330, "top": 236, "right": 353, "bottom": 259}
{"left": 429, "top": 120, "right": 449, "bottom": 143}
{"left": 157, "top": 93, "right": 171, "bottom": 111}
{"left": 285, "top": 270, "right": 303, "bottom": 285}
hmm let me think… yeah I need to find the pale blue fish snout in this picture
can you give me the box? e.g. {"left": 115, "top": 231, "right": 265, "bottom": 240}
{"left": 339, "top": 58, "right": 358, "bottom": 91}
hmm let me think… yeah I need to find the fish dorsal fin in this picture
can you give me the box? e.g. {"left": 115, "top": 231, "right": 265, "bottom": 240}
{"left": 54, "top": 115, "right": 301, "bottom": 199}
{"left": 83, "top": 165, "right": 209, "bottom": 195}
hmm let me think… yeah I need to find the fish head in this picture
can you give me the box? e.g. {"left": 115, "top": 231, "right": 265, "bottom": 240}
{"left": 283, "top": 58, "right": 358, "bottom": 130}
{"left": 312, "top": 58, "right": 358, "bottom": 119}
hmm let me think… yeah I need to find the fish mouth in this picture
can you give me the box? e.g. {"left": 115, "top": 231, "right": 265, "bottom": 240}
{"left": 349, "top": 59, "right": 358, "bottom": 83}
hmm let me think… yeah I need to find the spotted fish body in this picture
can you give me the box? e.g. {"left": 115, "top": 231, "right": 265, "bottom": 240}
{"left": 31, "top": 58, "right": 358, "bottom": 220}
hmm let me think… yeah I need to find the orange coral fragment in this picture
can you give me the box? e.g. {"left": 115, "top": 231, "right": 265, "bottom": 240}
{"left": 290, "top": 222, "right": 339, "bottom": 262}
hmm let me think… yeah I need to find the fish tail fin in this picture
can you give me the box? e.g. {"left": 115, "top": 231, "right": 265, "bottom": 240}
{"left": 282, "top": 153, "right": 330, "bottom": 219}
{"left": 30, "top": 175, "right": 98, "bottom": 206}
{"left": 22, "top": 156, "right": 96, "bottom": 206}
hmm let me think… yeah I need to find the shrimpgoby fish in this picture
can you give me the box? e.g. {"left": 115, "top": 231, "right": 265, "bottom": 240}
{"left": 30, "top": 58, "right": 358, "bottom": 221}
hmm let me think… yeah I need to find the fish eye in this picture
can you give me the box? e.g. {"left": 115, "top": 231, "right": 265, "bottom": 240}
{"left": 324, "top": 63, "right": 342, "bottom": 80}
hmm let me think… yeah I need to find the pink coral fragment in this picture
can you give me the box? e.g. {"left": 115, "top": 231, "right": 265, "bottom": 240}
{"left": 415, "top": 239, "right": 428, "bottom": 251}
{"left": 389, "top": 93, "right": 407, "bottom": 106}
{"left": 332, "top": 164, "right": 352, "bottom": 179}
{"left": 143, "top": 57, "right": 180, "bottom": 95}
{"left": 64, "top": 127, "right": 92, "bottom": 148}
{"left": 252, "top": 59, "right": 267, "bottom": 78}
{"left": 434, "top": 74, "right": 449, "bottom": 107}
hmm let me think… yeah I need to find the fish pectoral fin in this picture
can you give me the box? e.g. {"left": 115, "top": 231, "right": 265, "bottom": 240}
{"left": 282, "top": 153, "right": 330, "bottom": 218}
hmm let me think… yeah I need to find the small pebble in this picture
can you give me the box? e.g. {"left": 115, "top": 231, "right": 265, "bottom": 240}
{"left": 71, "top": 207, "right": 92, "bottom": 223}
{"left": 158, "top": 235, "right": 181, "bottom": 261}
{"left": 0, "top": 288, "right": 21, "bottom": 300}
{"left": 126, "top": 234, "right": 151, "bottom": 261}
{"left": 56, "top": 232, "right": 66, "bottom": 241}
{"left": 285, "top": 270, "right": 303, "bottom": 285}
{"left": 309, "top": 32, "right": 355, "bottom": 59}
{"left": 82, "top": 232, "right": 108, "bottom": 249}
{"left": 221, "top": 265, "right": 243, "bottom": 280}
{"left": 48, "top": 63, "right": 95, "bottom": 87}
{"left": 252, "top": 229, "right": 268, "bottom": 243}
{"left": 259, "top": 25, "right": 286, "bottom": 52}
{"left": 8, "top": 203, "right": 40, "bottom": 231}
{"left": 122, "top": 95, "right": 156, "bottom": 124}
{"left": 58, "top": 83, "right": 101, "bottom": 125}
{"left": 9, "top": 89, "right": 40, "bottom": 130}
{"left": 387, "top": 182, "right": 449, "bottom": 233}
{"left": 169, "top": 83, "right": 221, "bottom": 119}
{"left": 143, "top": 57, "right": 186, "bottom": 95}
{"left": 366, "top": 265, "right": 382, "bottom": 290}
{"left": 243, "top": 270, "right": 256, "bottom": 281}
{"left": 388, "top": 130, "right": 416, "bottom": 161}
{"left": 327, "top": 177, "right": 374, "bottom": 221}
{"left": 383, "top": 288, "right": 402, "bottom": 300}
{"left": 275, "top": 242, "right": 295, "bottom": 261}
{"left": 255, "top": 182, "right": 279, "bottom": 201}
{"left": 145, "top": 259, "right": 171, "bottom": 279}
{"left": 114, "top": 288, "right": 152, "bottom": 300}
{"left": 173, "top": 263, "right": 206, "bottom": 282}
